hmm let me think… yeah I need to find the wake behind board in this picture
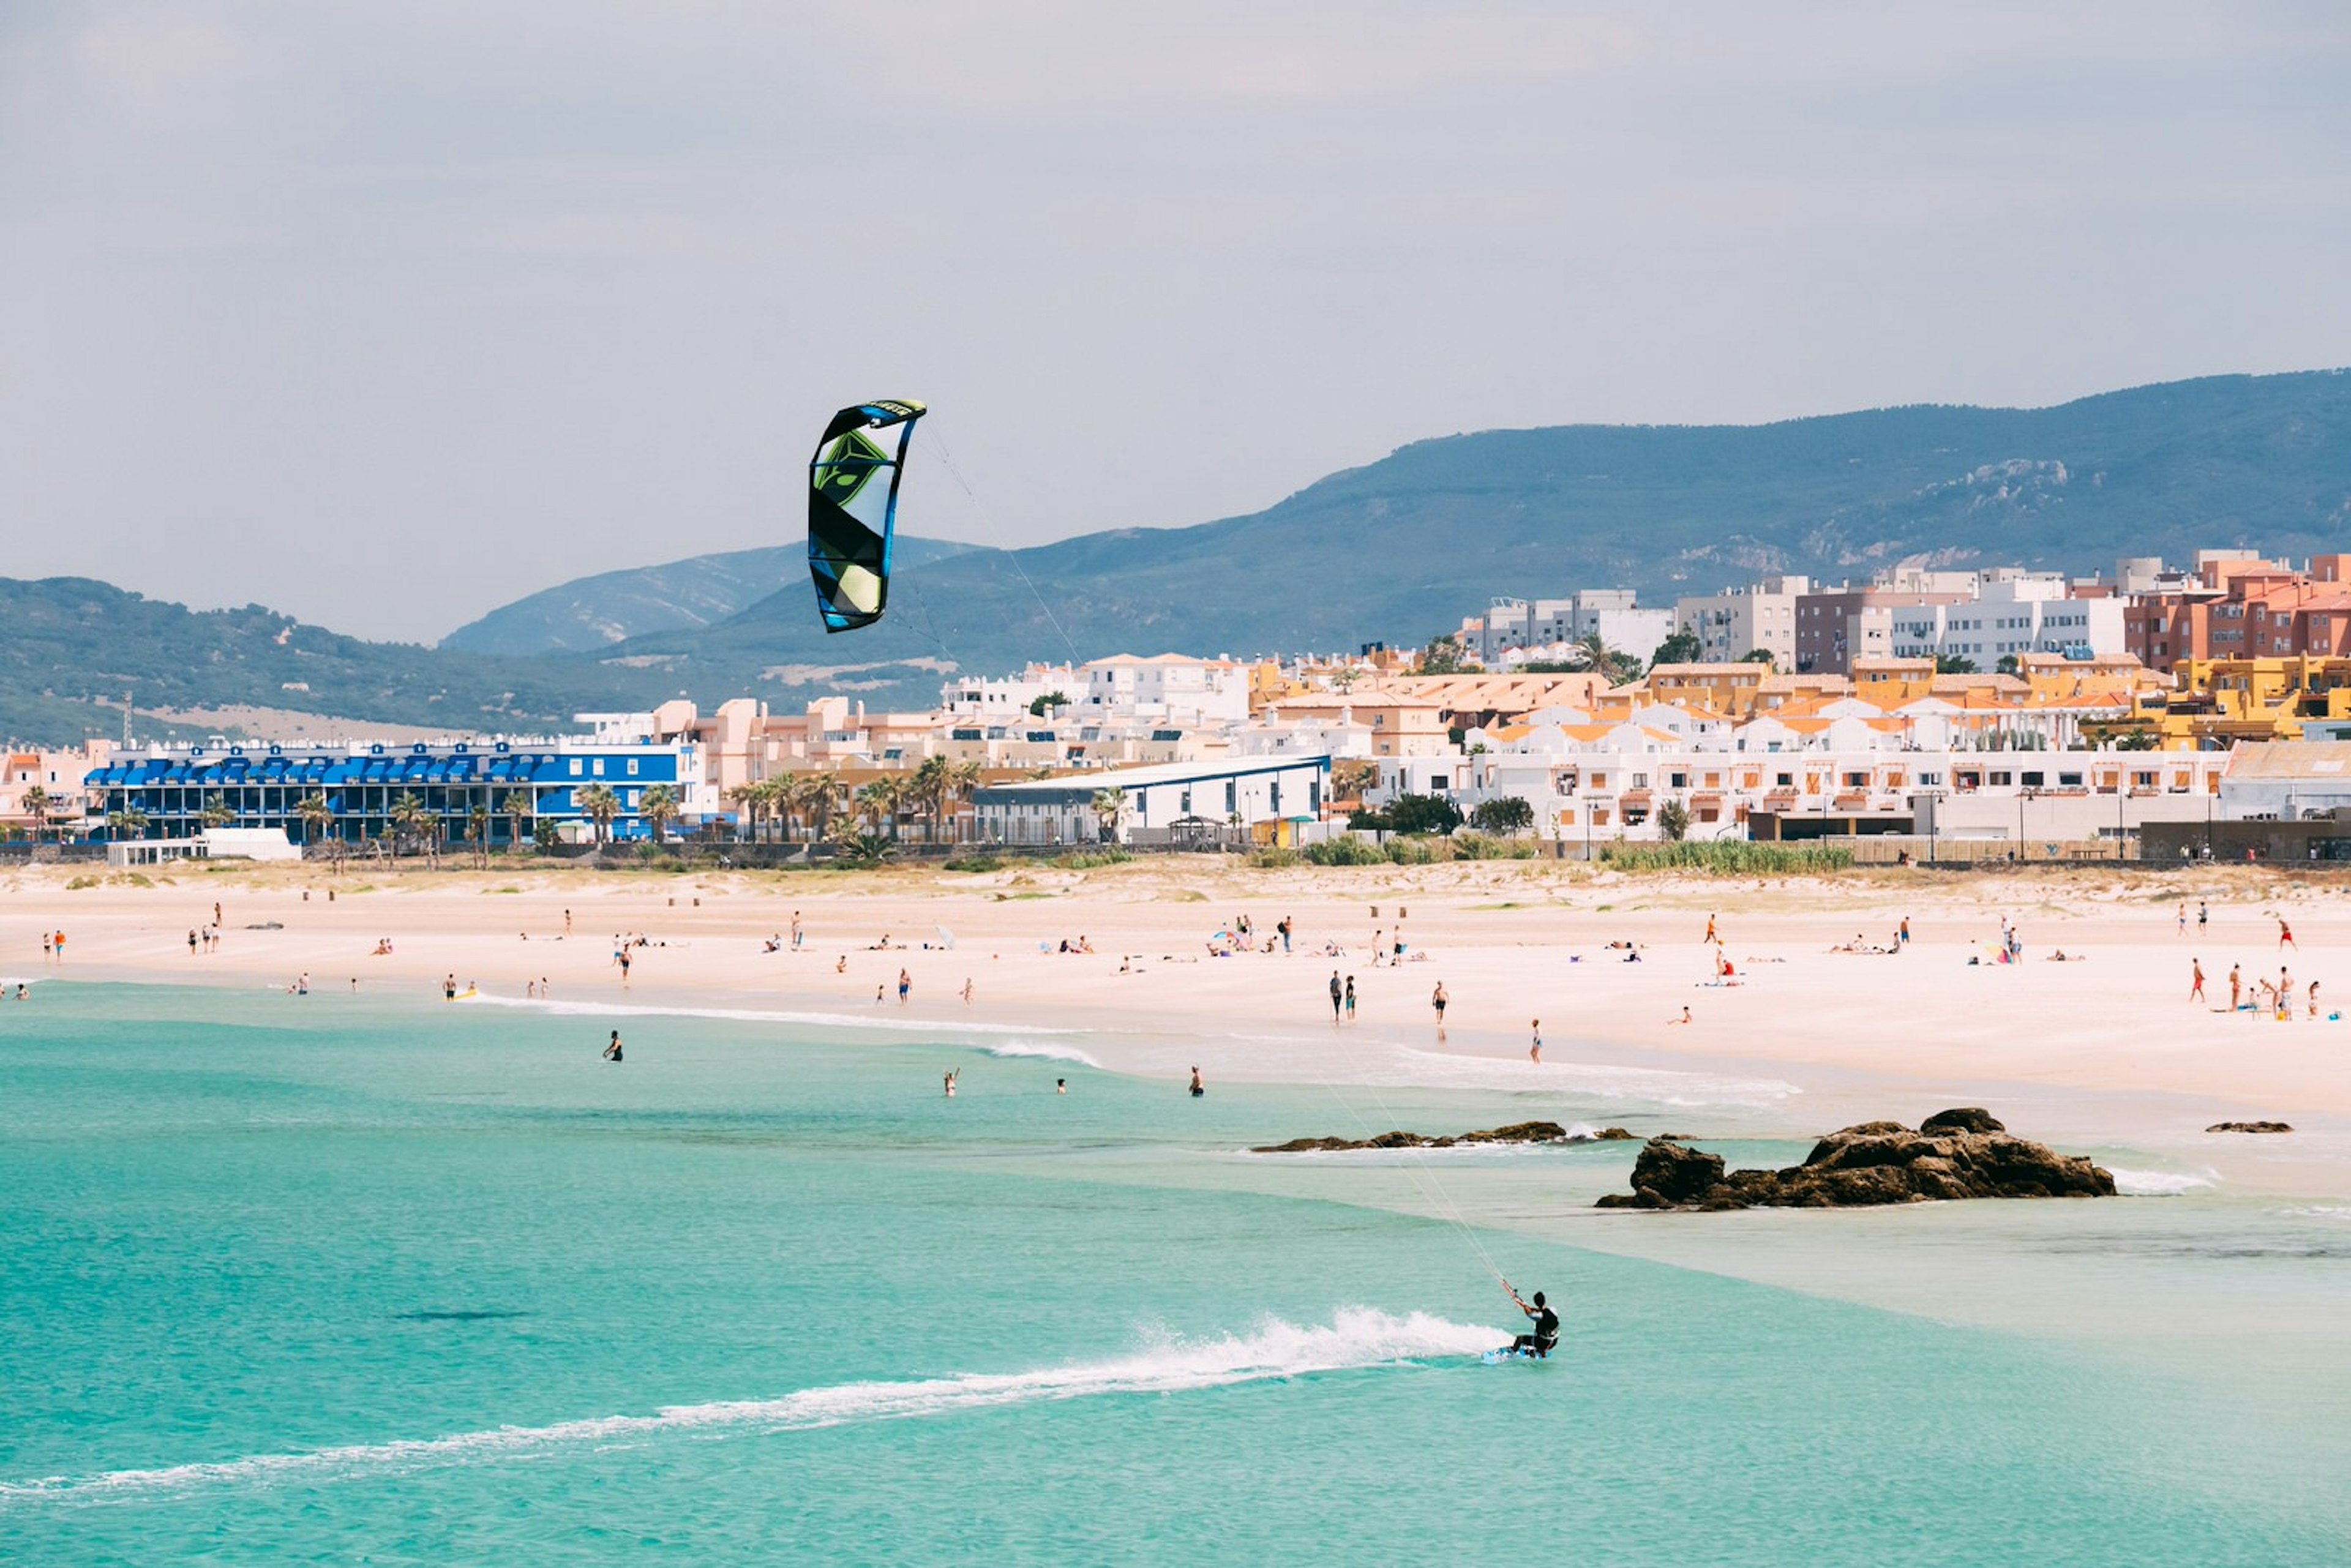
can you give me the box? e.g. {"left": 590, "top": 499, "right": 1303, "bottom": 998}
{"left": 1481, "top": 1346, "right": 1548, "bottom": 1365}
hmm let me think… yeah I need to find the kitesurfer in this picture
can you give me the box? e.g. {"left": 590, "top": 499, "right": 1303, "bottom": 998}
{"left": 1507, "top": 1286, "right": 1559, "bottom": 1359}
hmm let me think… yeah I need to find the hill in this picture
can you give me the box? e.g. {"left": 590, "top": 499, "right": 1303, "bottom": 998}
{"left": 7, "top": 370, "right": 2347, "bottom": 741}
{"left": 440, "top": 538, "right": 974, "bottom": 656}
{"left": 586, "top": 369, "right": 2351, "bottom": 703}
{"left": 0, "top": 578, "right": 682, "bottom": 745}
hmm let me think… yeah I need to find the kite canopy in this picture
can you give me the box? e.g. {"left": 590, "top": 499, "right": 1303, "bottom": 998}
{"left": 808, "top": 398, "right": 926, "bottom": 633}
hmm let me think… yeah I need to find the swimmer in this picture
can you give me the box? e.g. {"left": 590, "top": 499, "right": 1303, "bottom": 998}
{"left": 602, "top": 1030, "right": 623, "bottom": 1063}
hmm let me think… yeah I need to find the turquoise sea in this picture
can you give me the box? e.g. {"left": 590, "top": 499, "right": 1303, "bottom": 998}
{"left": 5, "top": 981, "right": 2350, "bottom": 1563}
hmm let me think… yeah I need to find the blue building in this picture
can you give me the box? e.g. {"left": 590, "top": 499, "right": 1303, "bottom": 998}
{"left": 84, "top": 738, "right": 703, "bottom": 846}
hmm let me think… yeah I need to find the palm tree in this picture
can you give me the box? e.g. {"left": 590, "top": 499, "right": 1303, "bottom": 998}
{"left": 21, "top": 784, "right": 53, "bottom": 844}
{"left": 855, "top": 777, "right": 904, "bottom": 841}
{"left": 1091, "top": 786, "right": 1127, "bottom": 844}
{"left": 727, "top": 782, "right": 765, "bottom": 845}
{"left": 465, "top": 803, "right": 492, "bottom": 868}
{"left": 759, "top": 774, "right": 794, "bottom": 844}
{"left": 296, "top": 792, "right": 333, "bottom": 847}
{"left": 388, "top": 791, "right": 429, "bottom": 858}
{"left": 576, "top": 782, "right": 621, "bottom": 846}
{"left": 639, "top": 784, "right": 681, "bottom": 844}
{"left": 792, "top": 774, "right": 840, "bottom": 844}
{"left": 106, "top": 806, "right": 151, "bottom": 842}
{"left": 199, "top": 791, "right": 234, "bottom": 830}
{"left": 498, "top": 789, "right": 533, "bottom": 855}
{"left": 910, "top": 756, "right": 952, "bottom": 843}
{"left": 948, "top": 759, "right": 984, "bottom": 844}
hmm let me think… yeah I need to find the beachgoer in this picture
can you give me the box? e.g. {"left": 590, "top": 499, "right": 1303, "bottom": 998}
{"left": 2230, "top": 964, "right": 2243, "bottom": 1010}
{"left": 188, "top": 929, "right": 198, "bottom": 957}
{"left": 1529, "top": 1020, "right": 1542, "bottom": 1065}
{"left": 2279, "top": 917, "right": 2297, "bottom": 950}
{"left": 790, "top": 911, "right": 803, "bottom": 949}
{"left": 944, "top": 1070, "right": 958, "bottom": 1097}
{"left": 837, "top": 955, "right": 848, "bottom": 973}
{"left": 1703, "top": 913, "right": 1717, "bottom": 945}
{"left": 1329, "top": 971, "right": 1343, "bottom": 1022}
{"left": 1507, "top": 1286, "right": 1559, "bottom": 1358}
{"left": 898, "top": 969, "right": 912, "bottom": 1005}
{"left": 603, "top": 1030, "right": 623, "bottom": 1062}
{"left": 1373, "top": 929, "right": 1384, "bottom": 967}
{"left": 618, "top": 950, "right": 631, "bottom": 984}
{"left": 1278, "top": 917, "right": 1292, "bottom": 953}
{"left": 1056, "top": 1078, "right": 1067, "bottom": 1095}
{"left": 2190, "top": 959, "right": 2205, "bottom": 1002}
{"left": 962, "top": 978, "right": 973, "bottom": 1005}
{"left": 444, "top": 975, "right": 457, "bottom": 1000}
{"left": 1189, "top": 1065, "right": 1205, "bottom": 1098}
{"left": 1432, "top": 982, "right": 1449, "bottom": 1025}
{"left": 2177, "top": 904, "right": 2187, "bottom": 936}
{"left": 1671, "top": 1006, "right": 1692, "bottom": 1025}
{"left": 1344, "top": 975, "right": 1357, "bottom": 1021}
{"left": 1899, "top": 917, "right": 1911, "bottom": 947}
{"left": 564, "top": 909, "right": 573, "bottom": 934}
{"left": 2197, "top": 902, "right": 2208, "bottom": 932}
{"left": 296, "top": 973, "right": 309, "bottom": 995}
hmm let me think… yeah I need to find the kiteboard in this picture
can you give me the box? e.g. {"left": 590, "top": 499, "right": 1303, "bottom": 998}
{"left": 1480, "top": 1346, "right": 1551, "bottom": 1365}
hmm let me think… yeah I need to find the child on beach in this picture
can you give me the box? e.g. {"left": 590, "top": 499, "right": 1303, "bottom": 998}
{"left": 1529, "top": 1021, "right": 1542, "bottom": 1065}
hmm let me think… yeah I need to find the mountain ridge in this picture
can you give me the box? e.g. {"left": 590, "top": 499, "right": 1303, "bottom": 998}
{"left": 5, "top": 369, "right": 2347, "bottom": 743}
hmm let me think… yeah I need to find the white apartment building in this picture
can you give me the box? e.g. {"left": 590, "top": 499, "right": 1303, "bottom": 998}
{"left": 1078, "top": 655, "right": 1251, "bottom": 725}
{"left": 1465, "top": 593, "right": 1674, "bottom": 664}
{"left": 1365, "top": 721, "right": 2226, "bottom": 845}
{"left": 1888, "top": 574, "right": 2126, "bottom": 665}
{"left": 1674, "top": 575, "right": 1810, "bottom": 667}
{"left": 942, "top": 664, "right": 1082, "bottom": 718}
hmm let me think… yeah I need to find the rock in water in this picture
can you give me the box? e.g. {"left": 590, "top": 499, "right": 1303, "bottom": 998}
{"left": 2206, "top": 1120, "right": 2293, "bottom": 1135}
{"left": 1250, "top": 1121, "right": 1572, "bottom": 1153}
{"left": 1595, "top": 1109, "right": 2114, "bottom": 1210}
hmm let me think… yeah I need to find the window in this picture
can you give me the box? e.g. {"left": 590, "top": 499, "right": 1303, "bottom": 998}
{"left": 1270, "top": 782, "right": 1281, "bottom": 813}
{"left": 591, "top": 760, "right": 605, "bottom": 777}
{"left": 569, "top": 760, "right": 583, "bottom": 778}
{"left": 1224, "top": 781, "right": 1236, "bottom": 813}
{"left": 626, "top": 759, "right": 639, "bottom": 776}
{"left": 2058, "top": 772, "right": 2083, "bottom": 787}
{"left": 2021, "top": 771, "right": 2045, "bottom": 787}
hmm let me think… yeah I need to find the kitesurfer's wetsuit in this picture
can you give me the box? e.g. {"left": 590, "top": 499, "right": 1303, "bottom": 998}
{"left": 1512, "top": 1301, "right": 1559, "bottom": 1358}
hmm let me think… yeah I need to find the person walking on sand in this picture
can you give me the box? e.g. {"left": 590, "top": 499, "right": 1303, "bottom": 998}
{"left": 1344, "top": 975, "right": 1357, "bottom": 1022}
{"left": 2309, "top": 980, "right": 2323, "bottom": 1019}
{"left": 1704, "top": 913, "right": 1717, "bottom": 945}
{"left": 603, "top": 1030, "right": 623, "bottom": 1062}
{"left": 1278, "top": 917, "right": 1291, "bottom": 954}
{"left": 2278, "top": 917, "right": 2297, "bottom": 950}
{"left": 1529, "top": 1019, "right": 1542, "bottom": 1065}
{"left": 2230, "top": 964, "right": 2243, "bottom": 1010}
{"left": 1899, "top": 917, "right": 1911, "bottom": 948}
{"left": 2177, "top": 904, "right": 2188, "bottom": 936}
{"left": 2190, "top": 959, "right": 2205, "bottom": 1002}
{"left": 898, "top": 969, "right": 912, "bottom": 1005}
{"left": 1431, "top": 982, "right": 1449, "bottom": 1027}
{"left": 1329, "top": 971, "right": 1343, "bottom": 1022}
{"left": 2198, "top": 901, "right": 2208, "bottom": 933}
{"left": 961, "top": 977, "right": 973, "bottom": 1005}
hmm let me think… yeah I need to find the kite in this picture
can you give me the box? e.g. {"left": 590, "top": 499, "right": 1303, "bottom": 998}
{"left": 808, "top": 398, "right": 925, "bottom": 632}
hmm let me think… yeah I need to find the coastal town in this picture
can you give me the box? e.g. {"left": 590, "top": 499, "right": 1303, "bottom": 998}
{"left": 12, "top": 547, "right": 2351, "bottom": 865}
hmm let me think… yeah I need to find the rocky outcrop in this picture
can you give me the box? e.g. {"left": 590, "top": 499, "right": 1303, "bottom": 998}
{"left": 2207, "top": 1120, "right": 2293, "bottom": 1135}
{"left": 1594, "top": 1109, "right": 2115, "bottom": 1210}
{"left": 1253, "top": 1121, "right": 1635, "bottom": 1153}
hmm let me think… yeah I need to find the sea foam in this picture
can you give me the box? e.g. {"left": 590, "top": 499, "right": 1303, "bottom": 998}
{"left": 977, "top": 1040, "right": 1105, "bottom": 1068}
{"left": 462, "top": 991, "right": 1075, "bottom": 1037}
{"left": 0, "top": 1308, "right": 1489, "bottom": 1506}
{"left": 2109, "top": 1167, "right": 2217, "bottom": 1196}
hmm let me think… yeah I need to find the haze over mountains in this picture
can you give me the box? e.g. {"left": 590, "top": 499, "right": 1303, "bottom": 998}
{"left": 6, "top": 371, "right": 2347, "bottom": 743}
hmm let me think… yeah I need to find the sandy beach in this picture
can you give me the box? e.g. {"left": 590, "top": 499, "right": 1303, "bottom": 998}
{"left": 7, "top": 857, "right": 2346, "bottom": 1181}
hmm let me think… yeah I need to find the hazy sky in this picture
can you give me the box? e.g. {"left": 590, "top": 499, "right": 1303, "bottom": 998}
{"left": 4, "top": 2, "right": 2347, "bottom": 641}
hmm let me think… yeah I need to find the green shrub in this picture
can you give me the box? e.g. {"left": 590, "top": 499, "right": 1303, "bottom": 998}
{"left": 65, "top": 875, "right": 99, "bottom": 890}
{"left": 1249, "top": 847, "right": 1302, "bottom": 868}
{"left": 1052, "top": 848, "right": 1132, "bottom": 869}
{"left": 1384, "top": 837, "right": 1443, "bottom": 865}
{"left": 942, "top": 854, "right": 1004, "bottom": 874}
{"left": 1450, "top": 831, "right": 1537, "bottom": 861}
{"left": 1595, "top": 841, "right": 1854, "bottom": 874}
{"left": 1302, "top": 837, "right": 1388, "bottom": 866}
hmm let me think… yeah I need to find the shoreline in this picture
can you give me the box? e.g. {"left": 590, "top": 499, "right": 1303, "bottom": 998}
{"left": 7, "top": 858, "right": 2348, "bottom": 1198}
